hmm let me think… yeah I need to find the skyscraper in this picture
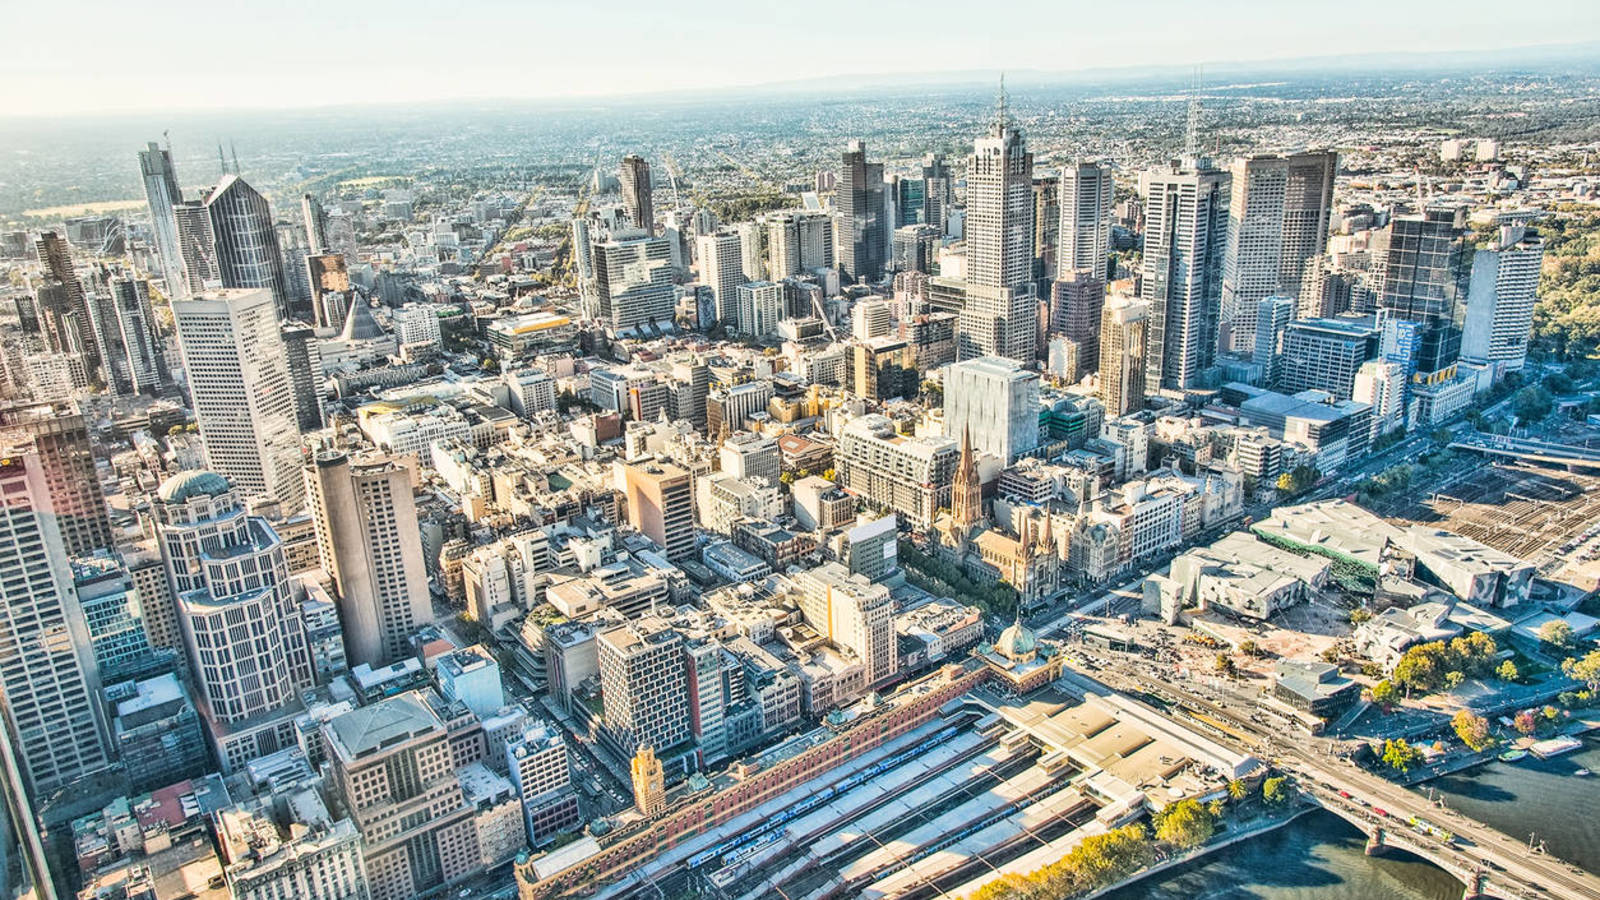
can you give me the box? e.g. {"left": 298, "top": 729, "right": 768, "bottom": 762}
{"left": 695, "top": 228, "right": 745, "bottom": 327}
{"left": 1057, "top": 161, "right": 1114, "bottom": 280}
{"left": 766, "top": 210, "right": 833, "bottom": 278}
{"left": 1461, "top": 218, "right": 1544, "bottom": 374}
{"left": 1098, "top": 296, "right": 1150, "bottom": 417}
{"left": 619, "top": 155, "right": 656, "bottom": 237}
{"left": 943, "top": 356, "right": 1041, "bottom": 465}
{"left": 1253, "top": 295, "right": 1297, "bottom": 386}
{"left": 922, "top": 153, "right": 952, "bottom": 237}
{"left": 1220, "top": 151, "right": 1337, "bottom": 354}
{"left": 794, "top": 562, "right": 897, "bottom": 688}
{"left": 154, "top": 470, "right": 310, "bottom": 771}
{"left": 205, "top": 175, "right": 291, "bottom": 318}
{"left": 172, "top": 289, "right": 305, "bottom": 511}
{"left": 35, "top": 231, "right": 100, "bottom": 380}
{"left": 1379, "top": 205, "right": 1472, "bottom": 380}
{"left": 109, "top": 277, "right": 170, "bottom": 394}
{"left": 0, "top": 451, "right": 111, "bottom": 797}
{"left": 173, "top": 200, "right": 220, "bottom": 295}
{"left": 1049, "top": 270, "right": 1106, "bottom": 371}
{"left": 0, "top": 401, "right": 113, "bottom": 556}
{"left": 139, "top": 141, "right": 188, "bottom": 297}
{"left": 1140, "top": 159, "right": 1231, "bottom": 389}
{"left": 593, "top": 230, "right": 676, "bottom": 331}
{"left": 838, "top": 140, "right": 887, "bottom": 283}
{"left": 301, "top": 193, "right": 329, "bottom": 253}
{"left": 960, "top": 91, "right": 1037, "bottom": 364}
{"left": 306, "top": 451, "right": 432, "bottom": 668}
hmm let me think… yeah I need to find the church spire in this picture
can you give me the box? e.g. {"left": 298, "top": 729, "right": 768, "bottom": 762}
{"left": 952, "top": 425, "right": 981, "bottom": 529}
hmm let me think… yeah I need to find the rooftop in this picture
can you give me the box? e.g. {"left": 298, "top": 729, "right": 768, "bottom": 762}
{"left": 325, "top": 692, "right": 441, "bottom": 761}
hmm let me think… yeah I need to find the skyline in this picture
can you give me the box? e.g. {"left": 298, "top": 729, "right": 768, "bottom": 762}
{"left": 5, "top": 0, "right": 1600, "bottom": 117}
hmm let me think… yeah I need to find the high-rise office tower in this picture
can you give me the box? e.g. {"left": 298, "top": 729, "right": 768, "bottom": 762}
{"left": 735, "top": 281, "right": 783, "bottom": 339}
{"left": 895, "top": 173, "right": 926, "bottom": 226}
{"left": 1049, "top": 271, "right": 1106, "bottom": 371}
{"left": 1098, "top": 296, "right": 1150, "bottom": 417}
{"left": 35, "top": 232, "right": 100, "bottom": 379}
{"left": 139, "top": 141, "right": 188, "bottom": 296}
{"left": 597, "top": 617, "right": 690, "bottom": 756}
{"left": 619, "top": 155, "right": 655, "bottom": 236}
{"left": 281, "top": 322, "right": 324, "bottom": 432}
{"left": 88, "top": 289, "right": 134, "bottom": 395}
{"left": 0, "top": 401, "right": 113, "bottom": 556}
{"left": 737, "top": 221, "right": 765, "bottom": 282}
{"left": 1058, "top": 162, "right": 1114, "bottom": 280}
{"left": 172, "top": 289, "right": 305, "bottom": 511}
{"left": 1219, "top": 151, "right": 1337, "bottom": 354}
{"left": 1379, "top": 205, "right": 1472, "bottom": 380}
{"left": 942, "top": 356, "right": 1041, "bottom": 465}
{"left": 1032, "top": 171, "right": 1060, "bottom": 279}
{"left": 838, "top": 140, "right": 887, "bottom": 283}
{"left": 621, "top": 460, "right": 695, "bottom": 562}
{"left": 0, "top": 451, "right": 111, "bottom": 797}
{"left": 204, "top": 175, "right": 291, "bottom": 318}
{"left": 1277, "top": 317, "right": 1380, "bottom": 400}
{"left": 153, "top": 470, "right": 310, "bottom": 771}
{"left": 922, "top": 153, "right": 952, "bottom": 236}
{"left": 324, "top": 694, "right": 482, "bottom": 900}
{"left": 109, "top": 278, "right": 169, "bottom": 394}
{"left": 1252, "top": 295, "right": 1297, "bottom": 386}
{"left": 306, "top": 451, "right": 431, "bottom": 668}
{"left": 960, "top": 91, "right": 1036, "bottom": 364}
{"left": 766, "top": 211, "right": 834, "bottom": 278}
{"left": 301, "top": 193, "right": 329, "bottom": 253}
{"left": 1461, "top": 218, "right": 1544, "bottom": 374}
{"left": 1140, "top": 159, "right": 1230, "bottom": 390}
{"left": 593, "top": 230, "right": 676, "bottom": 331}
{"left": 34, "top": 278, "right": 85, "bottom": 359}
{"left": 695, "top": 228, "right": 746, "bottom": 327}
{"left": 174, "top": 200, "right": 220, "bottom": 295}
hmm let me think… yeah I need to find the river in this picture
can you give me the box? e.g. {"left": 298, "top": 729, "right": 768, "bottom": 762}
{"left": 1105, "top": 738, "right": 1600, "bottom": 899}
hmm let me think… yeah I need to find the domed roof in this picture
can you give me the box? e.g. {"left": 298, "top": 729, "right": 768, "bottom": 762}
{"left": 157, "top": 470, "right": 231, "bottom": 504}
{"left": 995, "top": 619, "right": 1038, "bottom": 661}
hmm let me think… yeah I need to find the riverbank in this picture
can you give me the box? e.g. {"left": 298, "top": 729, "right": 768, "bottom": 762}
{"left": 1083, "top": 807, "right": 1318, "bottom": 900}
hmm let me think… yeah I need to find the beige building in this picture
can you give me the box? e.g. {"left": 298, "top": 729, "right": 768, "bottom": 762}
{"left": 1098, "top": 296, "right": 1149, "bottom": 417}
{"left": 620, "top": 460, "right": 695, "bottom": 562}
{"left": 306, "top": 451, "right": 431, "bottom": 667}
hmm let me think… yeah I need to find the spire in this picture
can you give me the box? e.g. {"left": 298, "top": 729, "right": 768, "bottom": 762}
{"left": 1184, "top": 67, "right": 1203, "bottom": 161}
{"left": 217, "top": 141, "right": 227, "bottom": 177}
{"left": 952, "top": 424, "right": 982, "bottom": 530}
{"left": 994, "top": 74, "right": 1011, "bottom": 132}
{"left": 230, "top": 141, "right": 240, "bottom": 176}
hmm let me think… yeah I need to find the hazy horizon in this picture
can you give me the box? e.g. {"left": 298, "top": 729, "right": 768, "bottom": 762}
{"left": 6, "top": 0, "right": 1600, "bottom": 118}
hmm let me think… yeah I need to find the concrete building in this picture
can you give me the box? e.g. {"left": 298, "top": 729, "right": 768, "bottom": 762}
{"left": 1057, "top": 161, "right": 1113, "bottom": 280}
{"left": 597, "top": 617, "right": 690, "bottom": 758}
{"left": 1398, "top": 526, "right": 1534, "bottom": 608}
{"left": 838, "top": 140, "right": 887, "bottom": 283}
{"left": 436, "top": 645, "right": 505, "bottom": 719}
{"left": 696, "top": 228, "right": 746, "bottom": 326}
{"left": 621, "top": 460, "right": 696, "bottom": 562}
{"left": 218, "top": 798, "right": 368, "bottom": 900}
{"left": 837, "top": 414, "right": 958, "bottom": 529}
{"left": 506, "top": 722, "right": 579, "bottom": 846}
{"left": 735, "top": 280, "right": 783, "bottom": 339}
{"left": 619, "top": 155, "right": 654, "bottom": 236}
{"left": 1220, "top": 151, "right": 1336, "bottom": 352}
{"left": 324, "top": 693, "right": 482, "bottom": 900}
{"left": 1140, "top": 158, "right": 1230, "bottom": 390}
{"left": 307, "top": 451, "right": 431, "bottom": 668}
{"left": 959, "top": 99, "right": 1036, "bottom": 363}
{"left": 0, "top": 452, "right": 111, "bottom": 797}
{"left": 506, "top": 368, "right": 557, "bottom": 417}
{"left": 766, "top": 210, "right": 834, "bottom": 278}
{"left": 1277, "top": 317, "right": 1379, "bottom": 400}
{"left": 173, "top": 289, "right": 305, "bottom": 511}
{"left": 594, "top": 231, "right": 676, "bottom": 331}
{"left": 719, "top": 431, "right": 780, "bottom": 485}
{"left": 1461, "top": 219, "right": 1543, "bottom": 375}
{"left": 1097, "top": 297, "right": 1150, "bottom": 417}
{"left": 943, "top": 356, "right": 1040, "bottom": 465}
{"left": 0, "top": 400, "right": 113, "bottom": 556}
{"left": 794, "top": 562, "right": 898, "bottom": 688}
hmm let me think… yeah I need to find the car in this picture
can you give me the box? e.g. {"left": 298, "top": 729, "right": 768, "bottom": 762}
{"left": 1372, "top": 808, "right": 1388, "bottom": 818}
{"left": 1337, "top": 790, "right": 1352, "bottom": 799}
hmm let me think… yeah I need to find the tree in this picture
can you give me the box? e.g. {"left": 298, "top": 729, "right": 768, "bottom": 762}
{"left": 1261, "top": 776, "right": 1289, "bottom": 806}
{"left": 1382, "top": 738, "right": 1420, "bottom": 773}
{"left": 1239, "top": 639, "right": 1260, "bottom": 658}
{"left": 1214, "top": 653, "right": 1236, "bottom": 677}
{"left": 1452, "top": 710, "right": 1494, "bottom": 752}
{"left": 1513, "top": 385, "right": 1553, "bottom": 423}
{"left": 1368, "top": 679, "right": 1400, "bottom": 709}
{"left": 1540, "top": 620, "right": 1576, "bottom": 651}
{"left": 1513, "top": 710, "right": 1538, "bottom": 735}
{"left": 1497, "top": 660, "right": 1520, "bottom": 682}
{"left": 1155, "top": 798, "right": 1217, "bottom": 850}
{"left": 1445, "top": 670, "right": 1466, "bottom": 690}
{"left": 1227, "top": 779, "right": 1248, "bottom": 803}
{"left": 1562, "top": 650, "right": 1600, "bottom": 693}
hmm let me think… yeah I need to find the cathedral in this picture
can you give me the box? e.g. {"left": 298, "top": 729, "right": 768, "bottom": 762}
{"left": 932, "top": 426, "right": 1069, "bottom": 610}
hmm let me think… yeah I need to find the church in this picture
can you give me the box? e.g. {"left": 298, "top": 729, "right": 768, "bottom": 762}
{"left": 931, "top": 426, "right": 1069, "bottom": 611}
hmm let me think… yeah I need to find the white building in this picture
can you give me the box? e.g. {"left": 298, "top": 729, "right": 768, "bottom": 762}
{"left": 394, "top": 304, "right": 442, "bottom": 348}
{"left": 172, "top": 289, "right": 306, "bottom": 510}
{"left": 1461, "top": 220, "right": 1543, "bottom": 375}
{"left": 505, "top": 368, "right": 557, "bottom": 417}
{"left": 1057, "top": 161, "right": 1113, "bottom": 280}
{"left": 736, "top": 281, "right": 783, "bottom": 339}
{"left": 1140, "top": 160, "right": 1231, "bottom": 390}
{"left": 696, "top": 228, "right": 745, "bottom": 327}
{"left": 960, "top": 98, "right": 1036, "bottom": 363}
{"left": 942, "top": 356, "right": 1040, "bottom": 465}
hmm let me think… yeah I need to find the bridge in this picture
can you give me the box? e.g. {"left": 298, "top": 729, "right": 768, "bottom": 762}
{"left": 1075, "top": 655, "right": 1600, "bottom": 900}
{"left": 1449, "top": 433, "right": 1600, "bottom": 471}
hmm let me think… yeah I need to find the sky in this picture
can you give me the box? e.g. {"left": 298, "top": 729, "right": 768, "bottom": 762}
{"left": 4, "top": 0, "right": 1600, "bottom": 117}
